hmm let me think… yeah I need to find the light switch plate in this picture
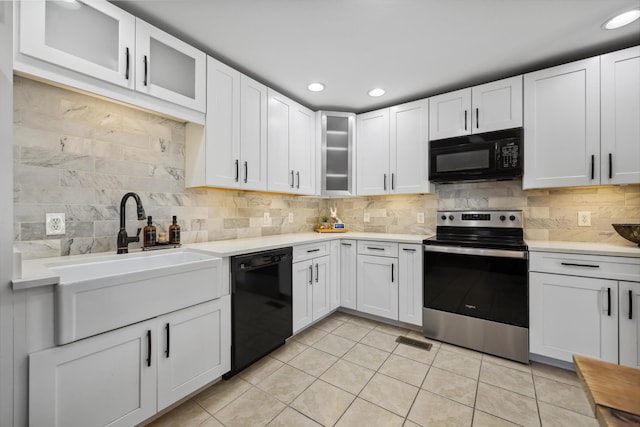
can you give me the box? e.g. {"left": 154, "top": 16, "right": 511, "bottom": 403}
{"left": 263, "top": 212, "right": 272, "bottom": 226}
{"left": 363, "top": 213, "right": 370, "bottom": 223}
{"left": 46, "top": 213, "right": 66, "bottom": 235}
{"left": 288, "top": 212, "right": 294, "bottom": 223}
{"left": 578, "top": 211, "right": 591, "bottom": 227}
{"left": 417, "top": 212, "right": 425, "bottom": 224}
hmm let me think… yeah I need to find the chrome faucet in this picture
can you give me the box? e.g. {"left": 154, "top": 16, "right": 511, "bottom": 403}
{"left": 117, "top": 192, "right": 146, "bottom": 254}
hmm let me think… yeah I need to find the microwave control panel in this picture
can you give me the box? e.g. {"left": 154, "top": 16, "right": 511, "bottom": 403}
{"left": 498, "top": 141, "right": 520, "bottom": 169}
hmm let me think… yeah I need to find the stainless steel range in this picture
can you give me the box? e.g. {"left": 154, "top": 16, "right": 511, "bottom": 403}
{"left": 422, "top": 210, "right": 528, "bottom": 363}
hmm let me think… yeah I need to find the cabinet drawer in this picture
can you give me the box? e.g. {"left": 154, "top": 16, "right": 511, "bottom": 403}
{"left": 357, "top": 240, "right": 399, "bottom": 257}
{"left": 530, "top": 251, "right": 640, "bottom": 282}
{"left": 293, "top": 242, "right": 330, "bottom": 262}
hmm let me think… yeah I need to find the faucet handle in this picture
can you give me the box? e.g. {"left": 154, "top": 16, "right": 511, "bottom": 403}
{"left": 136, "top": 227, "right": 142, "bottom": 237}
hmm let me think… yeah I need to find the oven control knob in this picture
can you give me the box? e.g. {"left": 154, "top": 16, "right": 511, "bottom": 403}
{"left": 500, "top": 215, "right": 506, "bottom": 221}
{"left": 509, "top": 215, "right": 516, "bottom": 221}
{"left": 441, "top": 215, "right": 447, "bottom": 221}
{"left": 448, "top": 215, "right": 454, "bottom": 221}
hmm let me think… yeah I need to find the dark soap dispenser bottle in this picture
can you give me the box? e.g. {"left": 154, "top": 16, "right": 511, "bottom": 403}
{"left": 169, "top": 215, "right": 181, "bottom": 244}
{"left": 144, "top": 216, "right": 156, "bottom": 247}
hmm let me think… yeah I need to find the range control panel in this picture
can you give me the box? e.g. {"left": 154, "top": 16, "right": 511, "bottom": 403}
{"left": 436, "top": 210, "right": 523, "bottom": 228}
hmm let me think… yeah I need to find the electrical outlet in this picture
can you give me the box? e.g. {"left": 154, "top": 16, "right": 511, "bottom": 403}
{"left": 363, "top": 213, "right": 370, "bottom": 223}
{"left": 578, "top": 211, "right": 591, "bottom": 227}
{"left": 417, "top": 212, "right": 425, "bottom": 224}
{"left": 263, "top": 212, "right": 272, "bottom": 226}
{"left": 288, "top": 212, "right": 294, "bottom": 223}
{"left": 46, "top": 213, "right": 66, "bottom": 235}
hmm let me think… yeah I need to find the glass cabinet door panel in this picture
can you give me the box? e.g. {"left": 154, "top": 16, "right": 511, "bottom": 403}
{"left": 321, "top": 113, "right": 354, "bottom": 195}
{"left": 149, "top": 38, "right": 196, "bottom": 99}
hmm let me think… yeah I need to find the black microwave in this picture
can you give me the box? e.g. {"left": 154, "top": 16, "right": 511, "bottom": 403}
{"left": 429, "top": 128, "right": 523, "bottom": 183}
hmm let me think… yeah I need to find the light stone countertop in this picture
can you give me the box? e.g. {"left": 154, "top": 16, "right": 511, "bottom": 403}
{"left": 526, "top": 240, "right": 640, "bottom": 258}
{"left": 11, "top": 232, "right": 429, "bottom": 291}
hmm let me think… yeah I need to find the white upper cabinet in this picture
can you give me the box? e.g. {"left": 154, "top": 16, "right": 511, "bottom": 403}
{"left": 523, "top": 57, "right": 601, "bottom": 189}
{"left": 429, "top": 76, "right": 522, "bottom": 140}
{"left": 18, "top": 0, "right": 136, "bottom": 89}
{"left": 390, "top": 99, "right": 430, "bottom": 194}
{"left": 186, "top": 58, "right": 267, "bottom": 191}
{"left": 267, "top": 89, "right": 316, "bottom": 195}
{"left": 134, "top": 19, "right": 206, "bottom": 112}
{"left": 357, "top": 100, "right": 429, "bottom": 196}
{"left": 601, "top": 46, "right": 640, "bottom": 186}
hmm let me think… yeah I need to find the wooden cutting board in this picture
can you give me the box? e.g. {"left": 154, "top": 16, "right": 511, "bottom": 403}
{"left": 573, "top": 354, "right": 640, "bottom": 426}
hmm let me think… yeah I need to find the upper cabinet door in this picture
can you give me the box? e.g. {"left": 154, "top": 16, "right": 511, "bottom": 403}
{"left": 135, "top": 19, "right": 206, "bottom": 112}
{"left": 204, "top": 57, "right": 241, "bottom": 188}
{"left": 356, "top": 108, "right": 390, "bottom": 196}
{"left": 601, "top": 46, "right": 640, "bottom": 186}
{"left": 292, "top": 103, "right": 316, "bottom": 195}
{"left": 523, "top": 57, "right": 601, "bottom": 189}
{"left": 267, "top": 89, "right": 294, "bottom": 193}
{"left": 390, "top": 99, "right": 430, "bottom": 194}
{"left": 428, "top": 88, "right": 471, "bottom": 140}
{"left": 18, "top": 0, "right": 136, "bottom": 88}
{"left": 471, "top": 76, "right": 522, "bottom": 134}
{"left": 240, "top": 75, "right": 268, "bottom": 191}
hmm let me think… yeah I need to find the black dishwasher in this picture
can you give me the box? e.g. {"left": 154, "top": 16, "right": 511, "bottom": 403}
{"left": 226, "top": 247, "right": 293, "bottom": 377}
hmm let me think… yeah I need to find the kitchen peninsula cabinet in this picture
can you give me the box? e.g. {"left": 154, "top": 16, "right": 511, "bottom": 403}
{"left": 187, "top": 57, "right": 267, "bottom": 191}
{"left": 267, "top": 89, "right": 316, "bottom": 195}
{"left": 29, "top": 297, "right": 231, "bottom": 427}
{"left": 356, "top": 99, "right": 429, "bottom": 196}
{"left": 428, "top": 76, "right": 523, "bottom": 140}
{"left": 292, "top": 242, "right": 331, "bottom": 333}
{"left": 529, "top": 251, "right": 640, "bottom": 366}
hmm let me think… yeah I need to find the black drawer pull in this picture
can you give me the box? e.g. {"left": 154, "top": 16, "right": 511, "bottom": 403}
{"left": 307, "top": 248, "right": 320, "bottom": 253}
{"left": 402, "top": 248, "right": 416, "bottom": 252}
{"left": 560, "top": 262, "right": 599, "bottom": 268}
{"left": 367, "top": 247, "right": 385, "bottom": 251}
{"left": 341, "top": 243, "right": 352, "bottom": 246}
{"left": 165, "top": 323, "right": 170, "bottom": 358}
{"left": 146, "top": 330, "right": 152, "bottom": 367}
{"left": 630, "top": 289, "right": 633, "bottom": 320}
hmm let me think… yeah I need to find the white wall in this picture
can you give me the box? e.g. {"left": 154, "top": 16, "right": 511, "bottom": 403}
{"left": 0, "top": 2, "right": 14, "bottom": 425}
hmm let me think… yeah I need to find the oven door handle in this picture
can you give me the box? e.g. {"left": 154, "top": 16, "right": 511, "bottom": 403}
{"left": 423, "top": 245, "right": 528, "bottom": 259}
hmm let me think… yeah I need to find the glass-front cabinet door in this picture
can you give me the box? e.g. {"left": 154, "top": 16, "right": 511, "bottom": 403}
{"left": 18, "top": 0, "right": 136, "bottom": 88}
{"left": 320, "top": 111, "right": 355, "bottom": 196}
{"left": 135, "top": 19, "right": 206, "bottom": 112}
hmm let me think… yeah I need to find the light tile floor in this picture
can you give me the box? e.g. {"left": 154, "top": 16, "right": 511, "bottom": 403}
{"left": 144, "top": 312, "right": 598, "bottom": 427}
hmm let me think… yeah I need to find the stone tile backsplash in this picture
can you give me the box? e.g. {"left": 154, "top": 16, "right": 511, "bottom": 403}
{"left": 12, "top": 77, "right": 640, "bottom": 259}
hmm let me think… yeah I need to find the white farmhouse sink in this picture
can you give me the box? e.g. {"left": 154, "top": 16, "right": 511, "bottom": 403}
{"left": 48, "top": 249, "right": 225, "bottom": 345}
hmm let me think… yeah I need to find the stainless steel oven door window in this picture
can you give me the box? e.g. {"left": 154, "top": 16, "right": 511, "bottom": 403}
{"left": 423, "top": 247, "right": 528, "bottom": 328}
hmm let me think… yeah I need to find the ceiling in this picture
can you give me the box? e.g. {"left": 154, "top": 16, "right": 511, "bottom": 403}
{"left": 114, "top": 0, "right": 640, "bottom": 113}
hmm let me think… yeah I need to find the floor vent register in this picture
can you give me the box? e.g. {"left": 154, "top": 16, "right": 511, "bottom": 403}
{"left": 395, "top": 336, "right": 433, "bottom": 351}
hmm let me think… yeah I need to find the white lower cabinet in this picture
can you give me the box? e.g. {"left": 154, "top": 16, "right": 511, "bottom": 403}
{"left": 356, "top": 241, "right": 399, "bottom": 320}
{"left": 398, "top": 244, "right": 423, "bottom": 326}
{"left": 29, "top": 297, "right": 230, "bottom": 427}
{"left": 330, "top": 240, "right": 341, "bottom": 310}
{"left": 529, "top": 251, "right": 640, "bottom": 366}
{"left": 620, "top": 281, "right": 640, "bottom": 368}
{"left": 339, "top": 240, "right": 357, "bottom": 310}
{"left": 292, "top": 242, "right": 331, "bottom": 333}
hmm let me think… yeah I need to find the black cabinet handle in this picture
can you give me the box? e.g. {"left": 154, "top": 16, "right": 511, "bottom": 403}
{"left": 244, "top": 161, "right": 248, "bottom": 183}
{"left": 143, "top": 55, "right": 148, "bottom": 86}
{"left": 590, "top": 154, "right": 595, "bottom": 180}
{"left": 341, "top": 242, "right": 352, "bottom": 246}
{"left": 476, "top": 108, "right": 479, "bottom": 128}
{"left": 607, "top": 287, "right": 611, "bottom": 316}
{"left": 383, "top": 174, "right": 387, "bottom": 191}
{"left": 315, "top": 263, "right": 319, "bottom": 282}
{"left": 146, "top": 330, "right": 152, "bottom": 367}
{"left": 391, "top": 173, "right": 395, "bottom": 191}
{"left": 391, "top": 264, "right": 394, "bottom": 283}
{"left": 630, "top": 289, "right": 633, "bottom": 320}
{"left": 290, "top": 170, "right": 294, "bottom": 188}
{"left": 165, "top": 323, "right": 170, "bottom": 358}
{"left": 125, "top": 47, "right": 130, "bottom": 80}
{"left": 307, "top": 248, "right": 320, "bottom": 253}
{"left": 402, "top": 248, "right": 417, "bottom": 252}
{"left": 561, "top": 262, "right": 599, "bottom": 268}
{"left": 367, "top": 247, "right": 385, "bottom": 251}
{"left": 608, "top": 153, "right": 612, "bottom": 179}
{"left": 464, "top": 110, "right": 468, "bottom": 131}
{"left": 308, "top": 265, "right": 313, "bottom": 284}
{"left": 296, "top": 171, "right": 300, "bottom": 189}
{"left": 235, "top": 159, "right": 239, "bottom": 182}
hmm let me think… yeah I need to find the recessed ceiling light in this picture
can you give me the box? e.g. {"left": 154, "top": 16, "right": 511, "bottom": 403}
{"left": 368, "top": 88, "right": 385, "bottom": 97}
{"left": 307, "top": 82, "right": 325, "bottom": 92}
{"left": 603, "top": 9, "right": 640, "bottom": 29}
